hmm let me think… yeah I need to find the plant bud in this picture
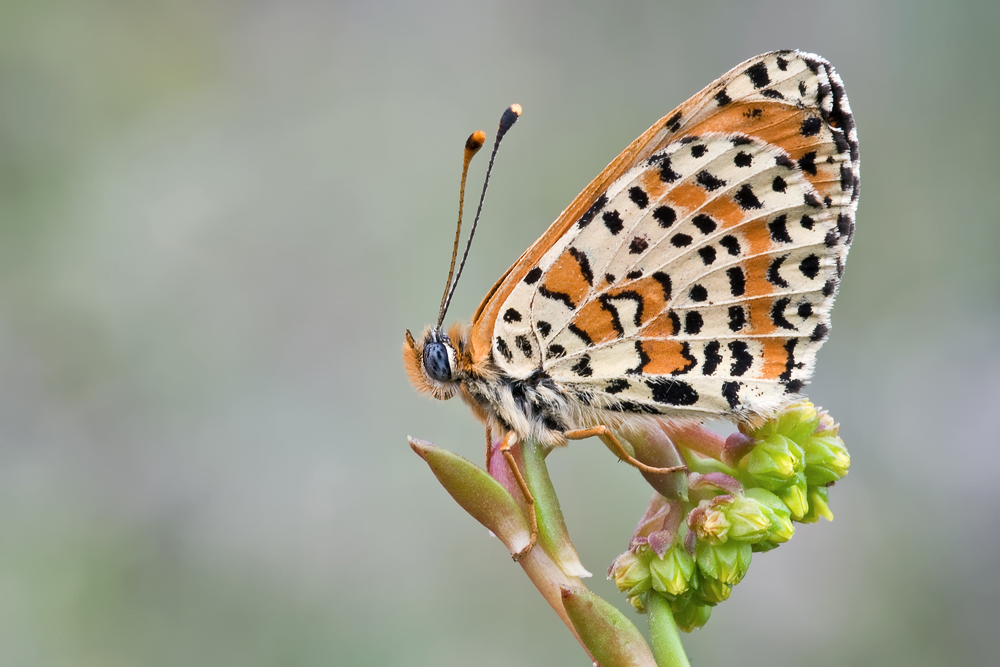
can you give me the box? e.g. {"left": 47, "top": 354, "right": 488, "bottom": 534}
{"left": 801, "top": 485, "right": 835, "bottom": 523}
{"left": 696, "top": 540, "right": 752, "bottom": 585}
{"left": 649, "top": 546, "right": 696, "bottom": 596}
{"left": 803, "top": 433, "right": 851, "bottom": 485}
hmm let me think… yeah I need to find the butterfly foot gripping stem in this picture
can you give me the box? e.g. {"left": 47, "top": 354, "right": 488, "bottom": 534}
{"left": 498, "top": 433, "right": 539, "bottom": 561}
{"left": 565, "top": 426, "right": 687, "bottom": 475}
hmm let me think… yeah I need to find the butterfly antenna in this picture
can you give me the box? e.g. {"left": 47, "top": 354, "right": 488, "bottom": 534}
{"left": 437, "top": 130, "right": 486, "bottom": 328}
{"left": 439, "top": 104, "right": 522, "bottom": 326}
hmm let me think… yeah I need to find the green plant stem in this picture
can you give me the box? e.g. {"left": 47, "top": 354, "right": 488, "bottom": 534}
{"left": 520, "top": 438, "right": 591, "bottom": 577}
{"left": 648, "top": 592, "right": 691, "bottom": 667}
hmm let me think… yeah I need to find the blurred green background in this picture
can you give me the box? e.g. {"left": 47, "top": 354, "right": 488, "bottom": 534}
{"left": 1, "top": 1, "right": 998, "bottom": 665}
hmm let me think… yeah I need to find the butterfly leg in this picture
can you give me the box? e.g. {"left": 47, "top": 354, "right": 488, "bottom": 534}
{"left": 498, "top": 432, "right": 538, "bottom": 560}
{"left": 564, "top": 426, "right": 687, "bottom": 474}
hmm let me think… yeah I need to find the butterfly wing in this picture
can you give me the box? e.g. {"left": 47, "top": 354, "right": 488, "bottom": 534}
{"left": 478, "top": 50, "right": 857, "bottom": 423}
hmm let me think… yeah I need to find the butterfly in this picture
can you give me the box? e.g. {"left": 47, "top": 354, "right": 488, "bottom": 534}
{"left": 404, "top": 50, "right": 858, "bottom": 556}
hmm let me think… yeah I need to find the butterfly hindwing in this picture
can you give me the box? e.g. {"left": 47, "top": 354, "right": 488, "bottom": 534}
{"left": 484, "top": 50, "right": 857, "bottom": 423}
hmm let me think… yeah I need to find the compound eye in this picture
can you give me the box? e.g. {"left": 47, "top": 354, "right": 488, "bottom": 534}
{"left": 422, "top": 342, "right": 452, "bottom": 382}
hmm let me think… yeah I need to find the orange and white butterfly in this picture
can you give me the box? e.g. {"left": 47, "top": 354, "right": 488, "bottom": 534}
{"left": 405, "top": 50, "right": 858, "bottom": 548}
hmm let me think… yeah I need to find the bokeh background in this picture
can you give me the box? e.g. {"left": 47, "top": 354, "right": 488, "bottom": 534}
{"left": 2, "top": 1, "right": 998, "bottom": 665}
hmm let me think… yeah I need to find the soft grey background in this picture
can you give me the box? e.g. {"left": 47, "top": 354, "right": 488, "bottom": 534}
{"left": 2, "top": 1, "right": 998, "bottom": 665}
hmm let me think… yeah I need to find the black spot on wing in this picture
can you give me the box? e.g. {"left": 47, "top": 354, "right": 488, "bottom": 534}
{"left": 684, "top": 311, "right": 703, "bottom": 335}
{"left": 728, "top": 305, "right": 746, "bottom": 332}
{"left": 652, "top": 272, "right": 672, "bottom": 300}
{"left": 524, "top": 267, "right": 542, "bottom": 284}
{"left": 629, "top": 340, "right": 650, "bottom": 375}
{"left": 785, "top": 379, "right": 805, "bottom": 394}
{"left": 720, "top": 235, "right": 741, "bottom": 256}
{"left": 767, "top": 256, "right": 790, "bottom": 288}
{"left": 734, "top": 184, "right": 763, "bottom": 210}
{"left": 647, "top": 378, "right": 699, "bottom": 405}
{"left": 745, "top": 62, "right": 770, "bottom": 88}
{"left": 503, "top": 308, "right": 521, "bottom": 323}
{"left": 823, "top": 279, "right": 836, "bottom": 297}
{"left": 538, "top": 285, "right": 576, "bottom": 310}
{"left": 734, "top": 151, "right": 753, "bottom": 168}
{"left": 761, "top": 89, "right": 784, "bottom": 99}
{"left": 605, "top": 379, "right": 629, "bottom": 395}
{"left": 691, "top": 144, "right": 708, "bottom": 158}
{"left": 772, "top": 176, "right": 787, "bottom": 193}
{"left": 667, "top": 311, "right": 681, "bottom": 335}
{"left": 799, "top": 254, "right": 821, "bottom": 279}
{"left": 726, "top": 267, "right": 746, "bottom": 296}
{"left": 768, "top": 215, "right": 792, "bottom": 243}
{"left": 689, "top": 285, "right": 708, "bottom": 302}
{"left": 671, "top": 233, "right": 692, "bottom": 247}
{"left": 800, "top": 117, "right": 822, "bottom": 136}
{"left": 626, "top": 270, "right": 643, "bottom": 280}
{"left": 715, "top": 89, "right": 732, "bottom": 106}
{"left": 771, "top": 297, "right": 796, "bottom": 330}
{"left": 649, "top": 153, "right": 681, "bottom": 182}
{"left": 628, "top": 186, "right": 649, "bottom": 209}
{"left": 496, "top": 336, "right": 513, "bottom": 362}
{"left": 779, "top": 339, "right": 798, "bottom": 381}
{"left": 703, "top": 341, "right": 722, "bottom": 375}
{"left": 537, "top": 320, "right": 551, "bottom": 337}
{"left": 629, "top": 236, "right": 649, "bottom": 254}
{"left": 776, "top": 56, "right": 789, "bottom": 71}
{"left": 578, "top": 194, "right": 608, "bottom": 228}
{"left": 568, "top": 247, "right": 594, "bottom": 285}
{"left": 722, "top": 381, "right": 741, "bottom": 409}
{"left": 696, "top": 171, "right": 727, "bottom": 191}
{"left": 692, "top": 214, "right": 717, "bottom": 234}
{"left": 698, "top": 246, "right": 717, "bottom": 265}
{"left": 797, "top": 302, "right": 813, "bottom": 318}
{"left": 653, "top": 205, "right": 677, "bottom": 228}
{"left": 515, "top": 335, "right": 533, "bottom": 357}
{"left": 665, "top": 112, "right": 682, "bottom": 133}
{"left": 811, "top": 323, "right": 829, "bottom": 342}
{"left": 547, "top": 343, "right": 565, "bottom": 358}
{"left": 799, "top": 151, "right": 817, "bottom": 175}
{"left": 674, "top": 343, "right": 698, "bottom": 375}
{"left": 728, "top": 341, "right": 753, "bottom": 376}
{"left": 603, "top": 210, "right": 624, "bottom": 234}
{"left": 571, "top": 355, "right": 593, "bottom": 377}
{"left": 799, "top": 214, "right": 815, "bottom": 230}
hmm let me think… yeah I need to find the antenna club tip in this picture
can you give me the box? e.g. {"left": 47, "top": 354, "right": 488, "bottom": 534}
{"left": 499, "top": 104, "right": 522, "bottom": 133}
{"left": 466, "top": 131, "right": 486, "bottom": 153}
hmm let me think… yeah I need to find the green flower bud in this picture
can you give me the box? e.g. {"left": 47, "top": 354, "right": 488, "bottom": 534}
{"left": 649, "top": 546, "right": 696, "bottom": 596}
{"left": 773, "top": 400, "right": 821, "bottom": 443}
{"left": 746, "top": 400, "right": 820, "bottom": 443}
{"left": 700, "top": 506, "right": 731, "bottom": 543}
{"left": 802, "top": 433, "right": 851, "bottom": 485}
{"left": 744, "top": 435, "right": 804, "bottom": 489}
{"left": 778, "top": 475, "right": 810, "bottom": 521}
{"left": 725, "top": 496, "right": 771, "bottom": 543}
{"left": 627, "top": 594, "right": 647, "bottom": 613}
{"left": 610, "top": 550, "right": 652, "bottom": 598}
{"left": 696, "top": 576, "right": 734, "bottom": 604}
{"left": 696, "top": 540, "right": 752, "bottom": 585}
{"left": 671, "top": 597, "right": 712, "bottom": 632}
{"left": 801, "top": 485, "right": 835, "bottom": 523}
{"left": 744, "top": 487, "right": 795, "bottom": 547}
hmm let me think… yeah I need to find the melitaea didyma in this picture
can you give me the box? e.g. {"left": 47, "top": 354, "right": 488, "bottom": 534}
{"left": 404, "top": 50, "right": 858, "bottom": 553}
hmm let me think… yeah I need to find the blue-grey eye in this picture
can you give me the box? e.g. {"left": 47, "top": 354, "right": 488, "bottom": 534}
{"left": 423, "top": 342, "right": 452, "bottom": 382}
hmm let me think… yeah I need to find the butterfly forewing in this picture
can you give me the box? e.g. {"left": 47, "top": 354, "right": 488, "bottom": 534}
{"left": 485, "top": 50, "right": 857, "bottom": 424}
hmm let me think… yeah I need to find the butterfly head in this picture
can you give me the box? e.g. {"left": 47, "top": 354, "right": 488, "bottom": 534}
{"left": 403, "top": 327, "right": 462, "bottom": 401}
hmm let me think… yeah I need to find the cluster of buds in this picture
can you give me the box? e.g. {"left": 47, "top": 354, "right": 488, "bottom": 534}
{"left": 610, "top": 401, "right": 850, "bottom": 631}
